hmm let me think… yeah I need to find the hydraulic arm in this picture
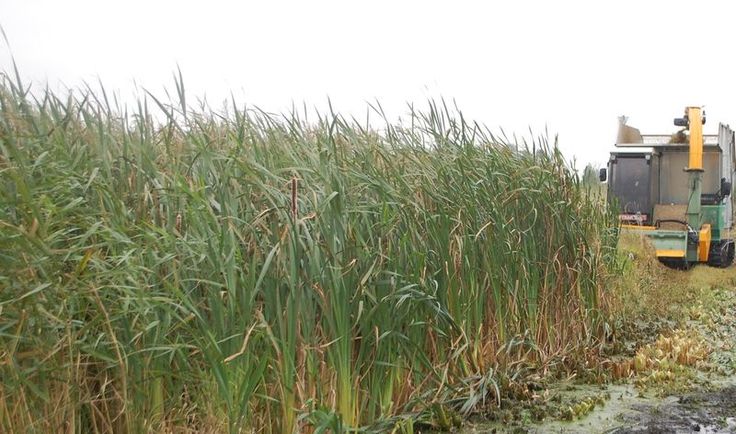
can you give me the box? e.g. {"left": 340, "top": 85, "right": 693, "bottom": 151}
{"left": 680, "top": 107, "right": 704, "bottom": 229}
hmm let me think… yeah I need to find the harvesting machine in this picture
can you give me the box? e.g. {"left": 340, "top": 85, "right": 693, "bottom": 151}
{"left": 600, "top": 107, "right": 736, "bottom": 269}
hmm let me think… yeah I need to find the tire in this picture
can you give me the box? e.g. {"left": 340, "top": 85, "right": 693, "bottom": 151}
{"left": 707, "top": 240, "right": 735, "bottom": 268}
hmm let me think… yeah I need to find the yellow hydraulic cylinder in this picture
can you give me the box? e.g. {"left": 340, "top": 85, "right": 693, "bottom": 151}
{"left": 684, "top": 106, "right": 704, "bottom": 229}
{"left": 698, "top": 224, "right": 711, "bottom": 262}
{"left": 688, "top": 106, "right": 703, "bottom": 170}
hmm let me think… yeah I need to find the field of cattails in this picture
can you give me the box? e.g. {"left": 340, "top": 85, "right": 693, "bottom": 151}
{"left": 0, "top": 71, "right": 618, "bottom": 433}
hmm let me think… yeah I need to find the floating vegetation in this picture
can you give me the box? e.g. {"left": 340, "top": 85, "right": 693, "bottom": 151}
{"left": 559, "top": 393, "right": 608, "bottom": 421}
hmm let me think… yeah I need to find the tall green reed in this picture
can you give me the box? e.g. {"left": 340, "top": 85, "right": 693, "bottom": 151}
{"left": 0, "top": 72, "right": 618, "bottom": 433}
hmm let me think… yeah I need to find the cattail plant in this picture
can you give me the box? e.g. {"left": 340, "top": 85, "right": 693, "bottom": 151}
{"left": 0, "top": 71, "right": 618, "bottom": 433}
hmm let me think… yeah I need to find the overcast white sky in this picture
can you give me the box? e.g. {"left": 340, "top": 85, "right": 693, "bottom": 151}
{"left": 2, "top": 0, "right": 736, "bottom": 167}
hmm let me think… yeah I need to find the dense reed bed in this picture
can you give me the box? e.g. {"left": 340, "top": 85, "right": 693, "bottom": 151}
{"left": 0, "top": 71, "right": 618, "bottom": 433}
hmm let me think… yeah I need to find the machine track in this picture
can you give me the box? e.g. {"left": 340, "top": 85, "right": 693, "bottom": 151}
{"left": 658, "top": 257, "right": 694, "bottom": 270}
{"left": 707, "top": 240, "right": 735, "bottom": 268}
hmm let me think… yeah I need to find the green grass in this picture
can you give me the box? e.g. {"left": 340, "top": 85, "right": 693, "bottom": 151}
{"left": 0, "top": 69, "right": 618, "bottom": 433}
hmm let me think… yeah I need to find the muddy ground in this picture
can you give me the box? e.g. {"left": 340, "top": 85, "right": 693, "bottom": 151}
{"left": 458, "top": 381, "right": 736, "bottom": 433}
{"left": 455, "top": 261, "right": 736, "bottom": 434}
{"left": 612, "top": 384, "right": 736, "bottom": 433}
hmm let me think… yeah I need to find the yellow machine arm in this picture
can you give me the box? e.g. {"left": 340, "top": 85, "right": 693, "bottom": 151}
{"left": 687, "top": 106, "right": 703, "bottom": 171}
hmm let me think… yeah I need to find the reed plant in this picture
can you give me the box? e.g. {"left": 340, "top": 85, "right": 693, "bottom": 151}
{"left": 0, "top": 70, "right": 618, "bottom": 433}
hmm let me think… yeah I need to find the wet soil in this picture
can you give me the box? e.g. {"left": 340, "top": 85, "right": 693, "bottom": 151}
{"left": 459, "top": 365, "right": 736, "bottom": 434}
{"left": 611, "top": 384, "right": 736, "bottom": 434}
{"left": 456, "top": 265, "right": 736, "bottom": 434}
